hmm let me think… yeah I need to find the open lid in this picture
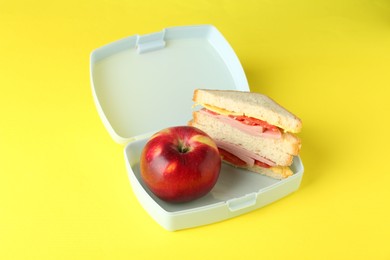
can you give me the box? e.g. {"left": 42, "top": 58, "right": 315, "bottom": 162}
{"left": 90, "top": 25, "right": 249, "bottom": 144}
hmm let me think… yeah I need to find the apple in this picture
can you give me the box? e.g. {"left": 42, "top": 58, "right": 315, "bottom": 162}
{"left": 140, "top": 126, "right": 221, "bottom": 203}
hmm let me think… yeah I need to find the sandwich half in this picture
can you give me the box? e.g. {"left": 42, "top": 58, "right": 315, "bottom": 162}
{"left": 188, "top": 89, "right": 302, "bottom": 179}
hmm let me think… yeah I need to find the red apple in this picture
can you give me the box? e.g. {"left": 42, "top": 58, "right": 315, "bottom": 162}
{"left": 140, "top": 126, "right": 221, "bottom": 203}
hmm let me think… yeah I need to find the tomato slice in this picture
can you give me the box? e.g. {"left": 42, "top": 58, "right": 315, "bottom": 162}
{"left": 218, "top": 148, "right": 272, "bottom": 168}
{"left": 202, "top": 109, "right": 280, "bottom": 133}
{"left": 229, "top": 115, "right": 280, "bottom": 132}
{"left": 254, "top": 160, "right": 271, "bottom": 168}
{"left": 218, "top": 148, "right": 247, "bottom": 167}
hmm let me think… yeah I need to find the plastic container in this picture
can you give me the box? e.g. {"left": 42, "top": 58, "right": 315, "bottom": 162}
{"left": 90, "top": 25, "right": 304, "bottom": 231}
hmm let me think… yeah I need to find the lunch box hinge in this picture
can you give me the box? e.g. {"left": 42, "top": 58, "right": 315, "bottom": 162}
{"left": 136, "top": 30, "right": 166, "bottom": 54}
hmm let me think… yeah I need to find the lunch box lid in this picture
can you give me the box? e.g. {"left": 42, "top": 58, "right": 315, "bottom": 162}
{"left": 90, "top": 25, "right": 249, "bottom": 144}
{"left": 90, "top": 25, "right": 304, "bottom": 231}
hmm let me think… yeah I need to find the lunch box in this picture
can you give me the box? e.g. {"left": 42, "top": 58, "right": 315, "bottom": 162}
{"left": 90, "top": 25, "right": 304, "bottom": 231}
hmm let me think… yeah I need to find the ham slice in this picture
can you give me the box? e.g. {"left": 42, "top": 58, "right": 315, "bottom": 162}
{"left": 215, "top": 140, "right": 276, "bottom": 167}
{"left": 200, "top": 109, "right": 282, "bottom": 138}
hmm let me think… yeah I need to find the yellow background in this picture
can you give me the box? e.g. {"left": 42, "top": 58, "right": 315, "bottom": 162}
{"left": 1, "top": 0, "right": 389, "bottom": 259}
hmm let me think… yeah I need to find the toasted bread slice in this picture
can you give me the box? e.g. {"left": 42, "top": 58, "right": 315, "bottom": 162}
{"left": 222, "top": 160, "right": 293, "bottom": 180}
{"left": 193, "top": 89, "right": 302, "bottom": 133}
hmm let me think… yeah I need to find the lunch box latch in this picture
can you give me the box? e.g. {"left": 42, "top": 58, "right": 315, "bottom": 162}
{"left": 227, "top": 193, "right": 257, "bottom": 212}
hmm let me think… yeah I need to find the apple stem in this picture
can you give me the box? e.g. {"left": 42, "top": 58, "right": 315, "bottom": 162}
{"left": 179, "top": 146, "right": 189, "bottom": 153}
{"left": 178, "top": 141, "right": 190, "bottom": 153}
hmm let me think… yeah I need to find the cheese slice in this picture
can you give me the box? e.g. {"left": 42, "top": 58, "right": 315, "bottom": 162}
{"left": 200, "top": 103, "right": 242, "bottom": 116}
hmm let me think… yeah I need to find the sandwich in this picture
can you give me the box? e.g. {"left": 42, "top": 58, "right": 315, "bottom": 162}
{"left": 188, "top": 89, "right": 302, "bottom": 179}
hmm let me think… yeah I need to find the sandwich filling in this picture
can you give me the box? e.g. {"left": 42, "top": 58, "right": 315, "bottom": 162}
{"left": 197, "top": 107, "right": 284, "bottom": 169}
{"left": 199, "top": 108, "right": 282, "bottom": 138}
{"left": 218, "top": 148, "right": 272, "bottom": 168}
{"left": 216, "top": 139, "right": 293, "bottom": 178}
{"left": 215, "top": 139, "right": 275, "bottom": 168}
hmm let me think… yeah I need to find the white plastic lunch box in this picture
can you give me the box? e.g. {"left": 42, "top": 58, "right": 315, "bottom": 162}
{"left": 89, "top": 25, "right": 304, "bottom": 231}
